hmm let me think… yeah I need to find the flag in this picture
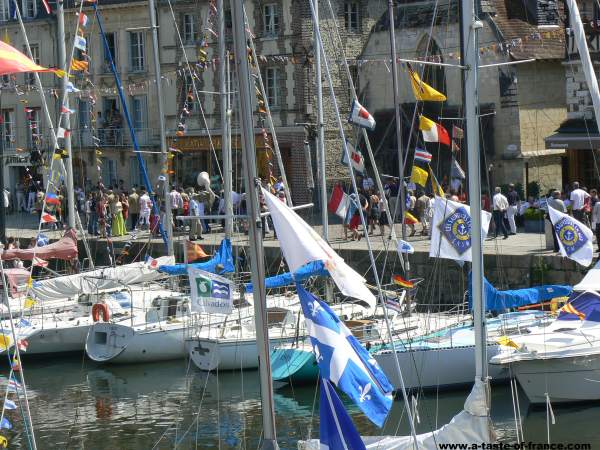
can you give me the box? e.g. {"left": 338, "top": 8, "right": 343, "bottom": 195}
{"left": 74, "top": 35, "right": 86, "bottom": 52}
{"left": 0, "top": 436, "right": 6, "bottom": 448}
{"left": 407, "top": 63, "right": 446, "bottom": 101}
{"left": 428, "top": 166, "right": 445, "bottom": 197}
{"left": 37, "top": 234, "right": 49, "bottom": 246}
{"left": 41, "top": 213, "right": 57, "bottom": 223}
{"left": 397, "top": 239, "right": 414, "bottom": 254}
{"left": 0, "top": 41, "right": 55, "bottom": 76}
{"left": 497, "top": 336, "right": 520, "bottom": 349}
{"left": 45, "top": 192, "right": 60, "bottom": 205}
{"left": 17, "top": 339, "right": 29, "bottom": 352}
{"left": 452, "top": 125, "right": 464, "bottom": 139}
{"left": 429, "top": 196, "right": 492, "bottom": 262}
{"left": 7, "top": 377, "right": 21, "bottom": 392}
{"left": 186, "top": 239, "right": 208, "bottom": 263}
{"left": 297, "top": 284, "right": 393, "bottom": 427}
{"left": 261, "top": 187, "right": 376, "bottom": 312}
{"left": 66, "top": 82, "right": 80, "bottom": 93}
{"left": 1, "top": 29, "right": 10, "bottom": 45}
{"left": 414, "top": 148, "right": 432, "bottom": 164}
{"left": 61, "top": 105, "right": 75, "bottom": 114}
{"left": 70, "top": 59, "right": 88, "bottom": 71}
{"left": 32, "top": 256, "right": 48, "bottom": 267}
{"left": 451, "top": 139, "right": 461, "bottom": 153}
{"left": 0, "top": 419, "right": 11, "bottom": 431}
{"left": 384, "top": 296, "right": 402, "bottom": 313}
{"left": 41, "top": 0, "right": 51, "bottom": 14}
{"left": 404, "top": 211, "right": 418, "bottom": 224}
{"left": 451, "top": 159, "right": 466, "bottom": 179}
{"left": 392, "top": 274, "right": 414, "bottom": 289}
{"left": 319, "top": 378, "right": 367, "bottom": 450}
{"left": 3, "top": 400, "right": 16, "bottom": 411}
{"left": 347, "top": 99, "right": 375, "bottom": 130}
{"left": 419, "top": 115, "right": 450, "bottom": 146}
{"left": 0, "top": 335, "right": 10, "bottom": 351}
{"left": 10, "top": 359, "right": 19, "bottom": 372}
{"left": 57, "top": 127, "right": 71, "bottom": 138}
{"left": 78, "top": 12, "right": 89, "bottom": 27}
{"left": 560, "top": 302, "right": 586, "bottom": 321}
{"left": 187, "top": 267, "right": 233, "bottom": 315}
{"left": 341, "top": 140, "right": 365, "bottom": 173}
{"left": 328, "top": 185, "right": 351, "bottom": 220}
{"left": 410, "top": 165, "right": 428, "bottom": 187}
{"left": 548, "top": 206, "right": 594, "bottom": 267}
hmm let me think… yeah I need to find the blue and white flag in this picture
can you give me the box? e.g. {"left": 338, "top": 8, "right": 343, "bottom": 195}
{"left": 187, "top": 266, "right": 233, "bottom": 315}
{"left": 0, "top": 418, "right": 11, "bottom": 430}
{"left": 3, "top": 400, "right": 16, "bottom": 410}
{"left": 397, "top": 239, "right": 414, "bottom": 254}
{"left": 74, "top": 35, "right": 87, "bottom": 52}
{"left": 549, "top": 206, "right": 593, "bottom": 267}
{"left": 320, "top": 378, "right": 366, "bottom": 450}
{"left": 297, "top": 284, "right": 392, "bottom": 427}
{"left": 66, "top": 82, "right": 80, "bottom": 93}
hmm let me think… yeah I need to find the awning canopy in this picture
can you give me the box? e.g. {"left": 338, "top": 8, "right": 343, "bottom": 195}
{"left": 544, "top": 132, "right": 600, "bottom": 150}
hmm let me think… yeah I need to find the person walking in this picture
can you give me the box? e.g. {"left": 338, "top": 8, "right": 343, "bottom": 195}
{"left": 570, "top": 181, "right": 590, "bottom": 222}
{"left": 368, "top": 191, "right": 380, "bottom": 236}
{"left": 138, "top": 188, "right": 151, "bottom": 231}
{"left": 506, "top": 183, "right": 519, "bottom": 235}
{"left": 415, "top": 191, "right": 429, "bottom": 236}
{"left": 128, "top": 188, "right": 140, "bottom": 231}
{"left": 492, "top": 186, "right": 509, "bottom": 239}
{"left": 111, "top": 195, "right": 126, "bottom": 237}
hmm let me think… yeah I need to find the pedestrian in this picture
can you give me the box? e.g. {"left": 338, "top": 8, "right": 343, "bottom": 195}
{"left": 407, "top": 190, "right": 417, "bottom": 236}
{"left": 349, "top": 192, "right": 368, "bottom": 241}
{"left": 138, "top": 188, "right": 151, "bottom": 231}
{"left": 570, "top": 181, "right": 590, "bottom": 223}
{"left": 121, "top": 193, "right": 129, "bottom": 224}
{"left": 169, "top": 186, "right": 183, "bottom": 230}
{"left": 415, "top": 191, "right": 429, "bottom": 236}
{"left": 27, "top": 182, "right": 37, "bottom": 212}
{"left": 189, "top": 193, "right": 203, "bottom": 240}
{"left": 548, "top": 190, "right": 566, "bottom": 252}
{"left": 492, "top": 186, "right": 509, "bottom": 239}
{"left": 368, "top": 191, "right": 380, "bottom": 235}
{"left": 378, "top": 192, "right": 388, "bottom": 237}
{"left": 16, "top": 183, "right": 25, "bottom": 213}
{"left": 343, "top": 192, "right": 357, "bottom": 240}
{"left": 506, "top": 183, "right": 519, "bottom": 235}
{"left": 111, "top": 195, "right": 126, "bottom": 237}
{"left": 128, "top": 187, "right": 140, "bottom": 231}
{"left": 593, "top": 195, "right": 600, "bottom": 253}
{"left": 87, "top": 192, "right": 98, "bottom": 236}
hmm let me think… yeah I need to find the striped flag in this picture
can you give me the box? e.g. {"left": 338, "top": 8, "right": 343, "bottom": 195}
{"left": 78, "top": 12, "right": 89, "bottom": 27}
{"left": 451, "top": 159, "right": 466, "bottom": 180}
{"left": 561, "top": 302, "right": 586, "bottom": 320}
{"left": 392, "top": 275, "right": 414, "bottom": 289}
{"left": 384, "top": 296, "right": 402, "bottom": 313}
{"left": 328, "top": 185, "right": 351, "bottom": 220}
{"left": 0, "top": 41, "right": 56, "bottom": 76}
{"left": 413, "top": 148, "right": 432, "bottom": 164}
{"left": 419, "top": 115, "right": 450, "bottom": 146}
{"left": 41, "top": 0, "right": 51, "bottom": 14}
{"left": 70, "top": 59, "right": 88, "bottom": 71}
{"left": 60, "top": 105, "right": 75, "bottom": 114}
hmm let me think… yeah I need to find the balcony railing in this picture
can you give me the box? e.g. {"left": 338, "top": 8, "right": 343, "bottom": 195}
{"left": 71, "top": 128, "right": 157, "bottom": 148}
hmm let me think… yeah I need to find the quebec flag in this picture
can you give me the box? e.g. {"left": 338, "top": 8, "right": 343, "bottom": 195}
{"left": 320, "top": 378, "right": 366, "bottom": 450}
{"left": 297, "top": 284, "right": 393, "bottom": 427}
{"left": 548, "top": 206, "right": 594, "bottom": 267}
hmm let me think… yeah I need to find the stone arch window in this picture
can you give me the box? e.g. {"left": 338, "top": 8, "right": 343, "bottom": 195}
{"left": 415, "top": 36, "right": 446, "bottom": 95}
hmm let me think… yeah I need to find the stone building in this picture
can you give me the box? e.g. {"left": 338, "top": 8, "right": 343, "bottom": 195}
{"left": 544, "top": 0, "right": 600, "bottom": 189}
{"left": 358, "top": 0, "right": 566, "bottom": 196}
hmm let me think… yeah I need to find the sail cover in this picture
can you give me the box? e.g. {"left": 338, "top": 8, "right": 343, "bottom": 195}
{"left": 467, "top": 274, "right": 571, "bottom": 312}
{"left": 158, "top": 238, "right": 234, "bottom": 276}
{"left": 245, "top": 261, "right": 328, "bottom": 293}
{"left": 1, "top": 229, "right": 78, "bottom": 261}
{"left": 30, "top": 256, "right": 175, "bottom": 302}
{"left": 299, "top": 379, "right": 492, "bottom": 449}
{"left": 574, "top": 260, "right": 600, "bottom": 291}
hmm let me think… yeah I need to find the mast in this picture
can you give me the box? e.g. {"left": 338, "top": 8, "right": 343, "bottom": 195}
{"left": 148, "top": 0, "right": 174, "bottom": 256}
{"left": 219, "top": 0, "right": 233, "bottom": 238}
{"left": 231, "top": 0, "right": 278, "bottom": 448}
{"left": 387, "top": 0, "right": 409, "bottom": 281}
{"left": 57, "top": 0, "right": 76, "bottom": 230}
{"left": 314, "top": 0, "right": 327, "bottom": 242}
{"left": 461, "top": 0, "right": 487, "bottom": 381}
{"left": 0, "top": 89, "right": 5, "bottom": 244}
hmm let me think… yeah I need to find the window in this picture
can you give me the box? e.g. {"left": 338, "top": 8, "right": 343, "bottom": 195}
{"left": 264, "top": 67, "right": 281, "bottom": 108}
{"left": 344, "top": 1, "right": 360, "bottom": 32}
{"left": 0, "top": 0, "right": 10, "bottom": 22}
{"left": 1, "top": 109, "right": 13, "bottom": 149}
{"left": 131, "top": 95, "right": 147, "bottom": 130}
{"left": 78, "top": 99, "right": 90, "bottom": 129}
{"left": 129, "top": 31, "right": 145, "bottom": 72}
{"left": 129, "top": 156, "right": 142, "bottom": 187}
{"left": 102, "top": 159, "right": 118, "bottom": 187}
{"left": 103, "top": 32, "right": 117, "bottom": 70}
{"left": 24, "top": 44, "right": 39, "bottom": 85}
{"left": 224, "top": 9, "right": 232, "bottom": 30}
{"left": 26, "top": 107, "right": 40, "bottom": 147}
{"left": 21, "top": 0, "right": 36, "bottom": 18}
{"left": 263, "top": 4, "right": 280, "bottom": 37}
{"left": 183, "top": 13, "right": 198, "bottom": 44}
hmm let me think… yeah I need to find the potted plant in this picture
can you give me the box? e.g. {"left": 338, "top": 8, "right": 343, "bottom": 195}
{"left": 523, "top": 207, "right": 545, "bottom": 233}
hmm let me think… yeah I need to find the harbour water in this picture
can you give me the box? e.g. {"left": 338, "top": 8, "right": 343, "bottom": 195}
{"left": 1, "top": 356, "right": 597, "bottom": 449}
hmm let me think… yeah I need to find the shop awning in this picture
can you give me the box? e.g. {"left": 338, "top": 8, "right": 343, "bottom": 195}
{"left": 544, "top": 132, "right": 600, "bottom": 150}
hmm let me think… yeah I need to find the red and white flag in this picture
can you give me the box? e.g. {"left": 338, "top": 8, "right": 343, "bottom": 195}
{"left": 419, "top": 115, "right": 450, "bottom": 146}
{"left": 17, "top": 339, "right": 28, "bottom": 352}
{"left": 60, "top": 105, "right": 75, "bottom": 114}
{"left": 42, "top": 0, "right": 52, "bottom": 14}
{"left": 414, "top": 148, "right": 432, "bottom": 163}
{"left": 146, "top": 256, "right": 159, "bottom": 270}
{"left": 328, "top": 185, "right": 351, "bottom": 220}
{"left": 41, "top": 213, "right": 57, "bottom": 223}
{"left": 32, "top": 257, "right": 48, "bottom": 267}
{"left": 452, "top": 125, "right": 464, "bottom": 140}
{"left": 341, "top": 140, "right": 365, "bottom": 173}
{"left": 348, "top": 99, "right": 376, "bottom": 130}
{"left": 78, "top": 12, "right": 89, "bottom": 27}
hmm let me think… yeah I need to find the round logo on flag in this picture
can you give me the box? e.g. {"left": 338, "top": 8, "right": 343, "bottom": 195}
{"left": 555, "top": 217, "right": 587, "bottom": 256}
{"left": 440, "top": 207, "right": 471, "bottom": 254}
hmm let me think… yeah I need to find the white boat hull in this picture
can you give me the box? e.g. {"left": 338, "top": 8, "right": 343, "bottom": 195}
{"left": 86, "top": 322, "right": 188, "bottom": 363}
{"left": 507, "top": 355, "right": 600, "bottom": 404}
{"left": 187, "top": 336, "right": 297, "bottom": 371}
{"left": 22, "top": 324, "right": 91, "bottom": 355}
{"left": 375, "top": 344, "right": 508, "bottom": 390}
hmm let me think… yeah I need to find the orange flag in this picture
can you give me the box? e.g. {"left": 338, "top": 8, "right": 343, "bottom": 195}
{"left": 0, "top": 41, "right": 56, "bottom": 76}
{"left": 185, "top": 239, "right": 208, "bottom": 263}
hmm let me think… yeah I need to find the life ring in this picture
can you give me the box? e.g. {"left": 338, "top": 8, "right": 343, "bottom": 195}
{"left": 92, "top": 303, "right": 110, "bottom": 322}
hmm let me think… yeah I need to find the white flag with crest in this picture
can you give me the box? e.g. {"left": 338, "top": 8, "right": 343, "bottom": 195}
{"left": 548, "top": 206, "right": 594, "bottom": 267}
{"left": 262, "top": 188, "right": 376, "bottom": 312}
{"left": 429, "top": 196, "right": 491, "bottom": 262}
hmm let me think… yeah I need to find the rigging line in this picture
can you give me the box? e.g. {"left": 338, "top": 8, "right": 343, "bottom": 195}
{"left": 164, "top": 0, "right": 223, "bottom": 182}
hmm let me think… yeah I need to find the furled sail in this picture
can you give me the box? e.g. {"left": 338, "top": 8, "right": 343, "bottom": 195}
{"left": 1, "top": 229, "right": 78, "bottom": 261}
{"left": 158, "top": 239, "right": 234, "bottom": 276}
{"left": 245, "top": 261, "right": 328, "bottom": 293}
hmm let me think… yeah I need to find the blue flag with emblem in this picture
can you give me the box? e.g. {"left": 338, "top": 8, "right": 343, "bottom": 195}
{"left": 320, "top": 378, "right": 367, "bottom": 450}
{"left": 548, "top": 206, "right": 593, "bottom": 267}
{"left": 0, "top": 418, "right": 10, "bottom": 430}
{"left": 297, "top": 284, "right": 392, "bottom": 427}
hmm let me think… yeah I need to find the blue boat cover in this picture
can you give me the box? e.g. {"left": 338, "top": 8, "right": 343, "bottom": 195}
{"left": 245, "top": 260, "right": 328, "bottom": 293}
{"left": 468, "top": 274, "right": 572, "bottom": 312}
{"left": 157, "top": 238, "right": 235, "bottom": 275}
{"left": 558, "top": 291, "right": 600, "bottom": 322}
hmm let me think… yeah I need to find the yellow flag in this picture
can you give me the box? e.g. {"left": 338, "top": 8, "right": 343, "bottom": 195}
{"left": 0, "top": 335, "right": 11, "bottom": 351}
{"left": 26, "top": 277, "right": 32, "bottom": 288}
{"left": 24, "top": 297, "right": 36, "bottom": 309}
{"left": 1, "top": 29, "right": 10, "bottom": 45}
{"left": 410, "top": 165, "right": 428, "bottom": 187}
{"left": 408, "top": 64, "right": 447, "bottom": 102}
{"left": 497, "top": 336, "right": 520, "bottom": 349}
{"left": 0, "top": 435, "right": 7, "bottom": 448}
{"left": 428, "top": 166, "right": 445, "bottom": 197}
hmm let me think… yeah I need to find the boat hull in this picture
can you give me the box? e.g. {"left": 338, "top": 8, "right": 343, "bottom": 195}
{"left": 507, "top": 354, "right": 600, "bottom": 404}
{"left": 374, "top": 344, "right": 508, "bottom": 391}
{"left": 270, "top": 347, "right": 319, "bottom": 384}
{"left": 23, "top": 324, "right": 91, "bottom": 355}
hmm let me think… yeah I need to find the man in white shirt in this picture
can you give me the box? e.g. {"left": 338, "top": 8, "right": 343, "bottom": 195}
{"left": 169, "top": 187, "right": 183, "bottom": 229}
{"left": 570, "top": 181, "right": 590, "bottom": 222}
{"left": 138, "top": 188, "right": 151, "bottom": 231}
{"left": 492, "top": 186, "right": 509, "bottom": 239}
